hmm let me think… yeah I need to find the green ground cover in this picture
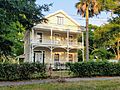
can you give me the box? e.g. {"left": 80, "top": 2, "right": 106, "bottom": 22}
{"left": 1, "top": 79, "right": 120, "bottom": 90}
{"left": 49, "top": 70, "right": 73, "bottom": 78}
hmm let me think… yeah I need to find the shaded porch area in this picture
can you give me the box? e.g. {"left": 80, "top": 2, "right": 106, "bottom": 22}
{"left": 32, "top": 46, "right": 78, "bottom": 67}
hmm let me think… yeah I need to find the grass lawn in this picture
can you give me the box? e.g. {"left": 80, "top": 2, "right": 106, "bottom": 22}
{"left": 50, "top": 70, "right": 73, "bottom": 78}
{"left": 1, "top": 79, "right": 120, "bottom": 90}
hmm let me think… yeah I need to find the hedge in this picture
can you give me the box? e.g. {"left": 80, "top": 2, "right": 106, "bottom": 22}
{"left": 66, "top": 61, "right": 120, "bottom": 77}
{"left": 0, "top": 63, "right": 46, "bottom": 81}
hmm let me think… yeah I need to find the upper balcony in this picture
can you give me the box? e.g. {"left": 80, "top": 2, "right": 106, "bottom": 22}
{"left": 33, "top": 39, "right": 82, "bottom": 47}
{"left": 31, "top": 26, "right": 84, "bottom": 49}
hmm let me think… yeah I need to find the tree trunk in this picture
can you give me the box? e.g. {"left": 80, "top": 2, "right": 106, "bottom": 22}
{"left": 86, "top": 5, "right": 89, "bottom": 61}
{"left": 117, "top": 40, "right": 120, "bottom": 60}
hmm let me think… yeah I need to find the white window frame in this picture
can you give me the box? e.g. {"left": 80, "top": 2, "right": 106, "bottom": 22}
{"left": 57, "top": 16, "right": 64, "bottom": 25}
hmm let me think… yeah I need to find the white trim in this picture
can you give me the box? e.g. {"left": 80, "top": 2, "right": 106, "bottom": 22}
{"left": 45, "top": 10, "right": 80, "bottom": 26}
{"left": 33, "top": 24, "right": 81, "bottom": 33}
{"left": 34, "top": 50, "right": 45, "bottom": 52}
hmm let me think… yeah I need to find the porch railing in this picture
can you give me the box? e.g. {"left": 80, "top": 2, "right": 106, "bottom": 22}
{"left": 33, "top": 39, "right": 82, "bottom": 46}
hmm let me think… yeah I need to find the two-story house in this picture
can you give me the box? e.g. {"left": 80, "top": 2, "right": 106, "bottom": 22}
{"left": 24, "top": 10, "right": 84, "bottom": 66}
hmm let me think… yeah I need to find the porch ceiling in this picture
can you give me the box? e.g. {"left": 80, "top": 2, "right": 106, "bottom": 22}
{"left": 33, "top": 24, "right": 81, "bottom": 33}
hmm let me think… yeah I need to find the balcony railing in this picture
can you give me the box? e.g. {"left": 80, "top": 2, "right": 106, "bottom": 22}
{"left": 33, "top": 39, "right": 82, "bottom": 47}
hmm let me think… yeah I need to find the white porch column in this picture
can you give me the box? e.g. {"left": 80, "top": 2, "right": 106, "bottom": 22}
{"left": 67, "top": 29, "right": 70, "bottom": 62}
{"left": 67, "top": 49, "right": 69, "bottom": 62}
{"left": 51, "top": 28, "right": 53, "bottom": 45}
{"left": 31, "top": 28, "right": 34, "bottom": 43}
{"left": 29, "top": 28, "right": 34, "bottom": 63}
{"left": 50, "top": 48, "right": 53, "bottom": 64}
{"left": 50, "top": 28, "right": 53, "bottom": 64}
{"left": 82, "top": 32, "right": 85, "bottom": 61}
{"left": 31, "top": 44, "right": 34, "bottom": 62}
{"left": 67, "top": 29, "right": 69, "bottom": 46}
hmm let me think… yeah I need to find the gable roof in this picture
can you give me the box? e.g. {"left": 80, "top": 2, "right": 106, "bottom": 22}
{"left": 45, "top": 10, "right": 80, "bottom": 26}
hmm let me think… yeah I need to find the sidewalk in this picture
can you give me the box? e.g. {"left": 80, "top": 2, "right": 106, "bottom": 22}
{"left": 0, "top": 77, "right": 120, "bottom": 87}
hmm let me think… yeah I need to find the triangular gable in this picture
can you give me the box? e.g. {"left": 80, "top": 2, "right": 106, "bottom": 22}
{"left": 45, "top": 10, "right": 80, "bottom": 27}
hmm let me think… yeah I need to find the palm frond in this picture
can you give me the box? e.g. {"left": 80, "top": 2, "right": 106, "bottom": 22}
{"left": 75, "top": 1, "right": 87, "bottom": 16}
{"left": 75, "top": 0, "right": 102, "bottom": 17}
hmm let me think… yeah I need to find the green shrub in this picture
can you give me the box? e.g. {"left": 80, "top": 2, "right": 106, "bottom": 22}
{"left": 66, "top": 61, "right": 120, "bottom": 77}
{"left": 0, "top": 63, "right": 46, "bottom": 81}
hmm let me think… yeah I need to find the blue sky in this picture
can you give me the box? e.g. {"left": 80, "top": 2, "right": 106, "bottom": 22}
{"left": 36, "top": 0, "right": 113, "bottom": 26}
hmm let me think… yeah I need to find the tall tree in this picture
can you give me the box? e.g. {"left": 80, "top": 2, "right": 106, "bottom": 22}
{"left": 78, "top": 24, "right": 98, "bottom": 61}
{"left": 94, "top": 3, "right": 120, "bottom": 60}
{"left": 0, "top": 0, "right": 51, "bottom": 60}
{"left": 94, "top": 24, "right": 120, "bottom": 60}
{"left": 75, "top": 0, "right": 119, "bottom": 61}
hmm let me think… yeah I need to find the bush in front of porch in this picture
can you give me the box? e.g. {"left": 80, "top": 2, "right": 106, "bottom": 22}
{"left": 0, "top": 63, "right": 46, "bottom": 81}
{"left": 66, "top": 61, "right": 120, "bottom": 77}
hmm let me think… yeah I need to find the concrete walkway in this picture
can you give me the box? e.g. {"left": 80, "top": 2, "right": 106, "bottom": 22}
{"left": 0, "top": 77, "right": 120, "bottom": 87}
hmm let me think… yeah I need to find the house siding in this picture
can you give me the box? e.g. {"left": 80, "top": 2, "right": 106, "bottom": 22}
{"left": 24, "top": 10, "right": 84, "bottom": 65}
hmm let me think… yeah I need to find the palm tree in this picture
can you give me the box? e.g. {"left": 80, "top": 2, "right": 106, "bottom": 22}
{"left": 76, "top": 0, "right": 119, "bottom": 61}
{"left": 75, "top": 0, "right": 101, "bottom": 61}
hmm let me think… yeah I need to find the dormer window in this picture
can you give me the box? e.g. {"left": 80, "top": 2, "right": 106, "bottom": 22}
{"left": 57, "top": 16, "right": 64, "bottom": 25}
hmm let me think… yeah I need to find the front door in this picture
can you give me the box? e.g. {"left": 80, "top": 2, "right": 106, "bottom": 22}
{"left": 34, "top": 51, "right": 45, "bottom": 63}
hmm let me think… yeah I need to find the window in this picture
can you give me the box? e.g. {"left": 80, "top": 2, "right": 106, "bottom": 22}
{"left": 37, "top": 33, "right": 42, "bottom": 43}
{"left": 69, "top": 35, "right": 73, "bottom": 45}
{"left": 57, "top": 16, "right": 64, "bottom": 25}
{"left": 54, "top": 54, "right": 59, "bottom": 62}
{"left": 69, "top": 54, "right": 73, "bottom": 62}
{"left": 34, "top": 51, "right": 45, "bottom": 64}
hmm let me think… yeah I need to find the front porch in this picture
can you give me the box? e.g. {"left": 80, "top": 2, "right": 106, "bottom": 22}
{"left": 31, "top": 47, "right": 78, "bottom": 67}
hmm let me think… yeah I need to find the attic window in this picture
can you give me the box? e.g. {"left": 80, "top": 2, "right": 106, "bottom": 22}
{"left": 57, "top": 16, "right": 64, "bottom": 25}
